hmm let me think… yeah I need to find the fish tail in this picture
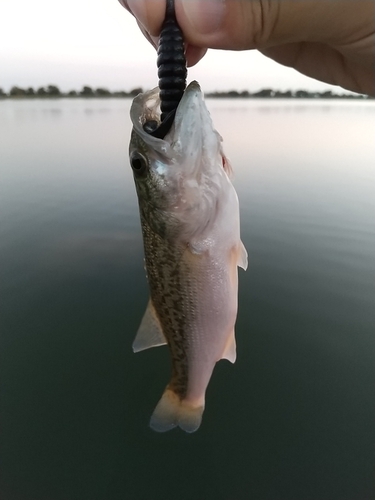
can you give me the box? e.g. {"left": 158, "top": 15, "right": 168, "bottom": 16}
{"left": 150, "top": 388, "right": 204, "bottom": 433}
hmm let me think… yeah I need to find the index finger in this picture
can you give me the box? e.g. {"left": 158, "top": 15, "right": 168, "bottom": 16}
{"left": 118, "top": 0, "right": 207, "bottom": 66}
{"left": 119, "top": 0, "right": 166, "bottom": 37}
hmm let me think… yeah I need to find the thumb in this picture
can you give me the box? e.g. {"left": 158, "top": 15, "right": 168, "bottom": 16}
{"left": 175, "top": 0, "right": 277, "bottom": 50}
{"left": 175, "top": 0, "right": 370, "bottom": 50}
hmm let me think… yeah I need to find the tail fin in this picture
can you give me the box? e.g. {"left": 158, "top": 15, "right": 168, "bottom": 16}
{"left": 149, "top": 389, "right": 204, "bottom": 433}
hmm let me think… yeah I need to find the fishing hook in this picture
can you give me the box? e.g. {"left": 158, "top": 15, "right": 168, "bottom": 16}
{"left": 143, "top": 0, "right": 187, "bottom": 139}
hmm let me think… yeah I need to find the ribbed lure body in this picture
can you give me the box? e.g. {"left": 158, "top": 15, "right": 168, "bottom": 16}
{"left": 157, "top": 0, "right": 186, "bottom": 121}
{"left": 144, "top": 0, "right": 187, "bottom": 139}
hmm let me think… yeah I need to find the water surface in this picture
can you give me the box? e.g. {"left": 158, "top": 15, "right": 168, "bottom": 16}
{"left": 1, "top": 98, "right": 375, "bottom": 500}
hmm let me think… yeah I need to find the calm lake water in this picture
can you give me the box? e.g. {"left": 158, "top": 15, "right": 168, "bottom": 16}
{"left": 1, "top": 97, "right": 375, "bottom": 500}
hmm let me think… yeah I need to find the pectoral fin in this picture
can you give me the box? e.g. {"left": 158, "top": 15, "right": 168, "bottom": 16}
{"left": 237, "top": 240, "right": 248, "bottom": 270}
{"left": 221, "top": 330, "right": 237, "bottom": 364}
{"left": 132, "top": 299, "right": 167, "bottom": 353}
{"left": 220, "top": 144, "right": 233, "bottom": 178}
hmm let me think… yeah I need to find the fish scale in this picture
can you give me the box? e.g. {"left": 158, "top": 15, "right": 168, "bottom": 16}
{"left": 141, "top": 216, "right": 190, "bottom": 397}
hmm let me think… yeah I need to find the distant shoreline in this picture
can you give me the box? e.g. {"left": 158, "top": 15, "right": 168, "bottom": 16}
{"left": 0, "top": 85, "right": 372, "bottom": 100}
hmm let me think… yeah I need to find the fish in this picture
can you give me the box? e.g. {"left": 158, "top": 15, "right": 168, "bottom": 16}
{"left": 129, "top": 81, "right": 247, "bottom": 433}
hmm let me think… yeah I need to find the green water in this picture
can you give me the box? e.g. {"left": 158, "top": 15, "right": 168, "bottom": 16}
{"left": 1, "top": 98, "right": 374, "bottom": 500}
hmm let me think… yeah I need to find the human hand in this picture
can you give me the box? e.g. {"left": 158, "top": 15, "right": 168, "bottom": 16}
{"left": 119, "top": 0, "right": 375, "bottom": 96}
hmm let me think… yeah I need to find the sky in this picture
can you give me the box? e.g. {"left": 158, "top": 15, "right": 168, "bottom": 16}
{"left": 1, "top": 0, "right": 347, "bottom": 94}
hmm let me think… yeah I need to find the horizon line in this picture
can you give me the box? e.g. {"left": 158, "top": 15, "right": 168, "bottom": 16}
{"left": 1, "top": 84, "right": 371, "bottom": 99}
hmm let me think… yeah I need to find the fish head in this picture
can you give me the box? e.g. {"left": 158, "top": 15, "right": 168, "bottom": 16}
{"left": 129, "top": 81, "right": 232, "bottom": 241}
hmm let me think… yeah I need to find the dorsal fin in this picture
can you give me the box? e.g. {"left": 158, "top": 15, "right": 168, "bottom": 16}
{"left": 132, "top": 299, "right": 167, "bottom": 353}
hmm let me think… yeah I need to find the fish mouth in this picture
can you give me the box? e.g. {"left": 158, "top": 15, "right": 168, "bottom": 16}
{"left": 178, "top": 80, "right": 201, "bottom": 102}
{"left": 172, "top": 80, "right": 203, "bottom": 131}
{"left": 147, "top": 81, "right": 202, "bottom": 139}
{"left": 131, "top": 81, "right": 202, "bottom": 135}
{"left": 130, "top": 81, "right": 205, "bottom": 158}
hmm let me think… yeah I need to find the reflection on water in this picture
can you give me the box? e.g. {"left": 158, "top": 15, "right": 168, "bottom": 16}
{"left": 1, "top": 98, "right": 375, "bottom": 500}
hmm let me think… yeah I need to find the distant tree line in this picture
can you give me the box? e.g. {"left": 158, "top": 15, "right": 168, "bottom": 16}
{"left": 0, "top": 84, "right": 371, "bottom": 99}
{"left": 206, "top": 88, "right": 371, "bottom": 99}
{"left": 0, "top": 85, "right": 143, "bottom": 98}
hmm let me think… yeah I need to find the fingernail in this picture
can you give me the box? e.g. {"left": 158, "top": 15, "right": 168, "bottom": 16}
{"left": 179, "top": 0, "right": 225, "bottom": 34}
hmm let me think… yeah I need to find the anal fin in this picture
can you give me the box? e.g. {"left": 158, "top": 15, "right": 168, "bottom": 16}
{"left": 221, "top": 330, "right": 237, "bottom": 363}
{"left": 132, "top": 299, "right": 167, "bottom": 353}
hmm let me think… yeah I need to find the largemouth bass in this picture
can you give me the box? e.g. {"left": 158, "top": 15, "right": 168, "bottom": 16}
{"left": 129, "top": 81, "right": 247, "bottom": 433}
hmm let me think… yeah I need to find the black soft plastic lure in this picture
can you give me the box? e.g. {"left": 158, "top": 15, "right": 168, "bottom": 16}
{"left": 143, "top": 0, "right": 187, "bottom": 139}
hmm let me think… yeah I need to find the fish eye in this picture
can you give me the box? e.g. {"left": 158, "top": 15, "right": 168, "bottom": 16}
{"left": 130, "top": 152, "right": 148, "bottom": 176}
